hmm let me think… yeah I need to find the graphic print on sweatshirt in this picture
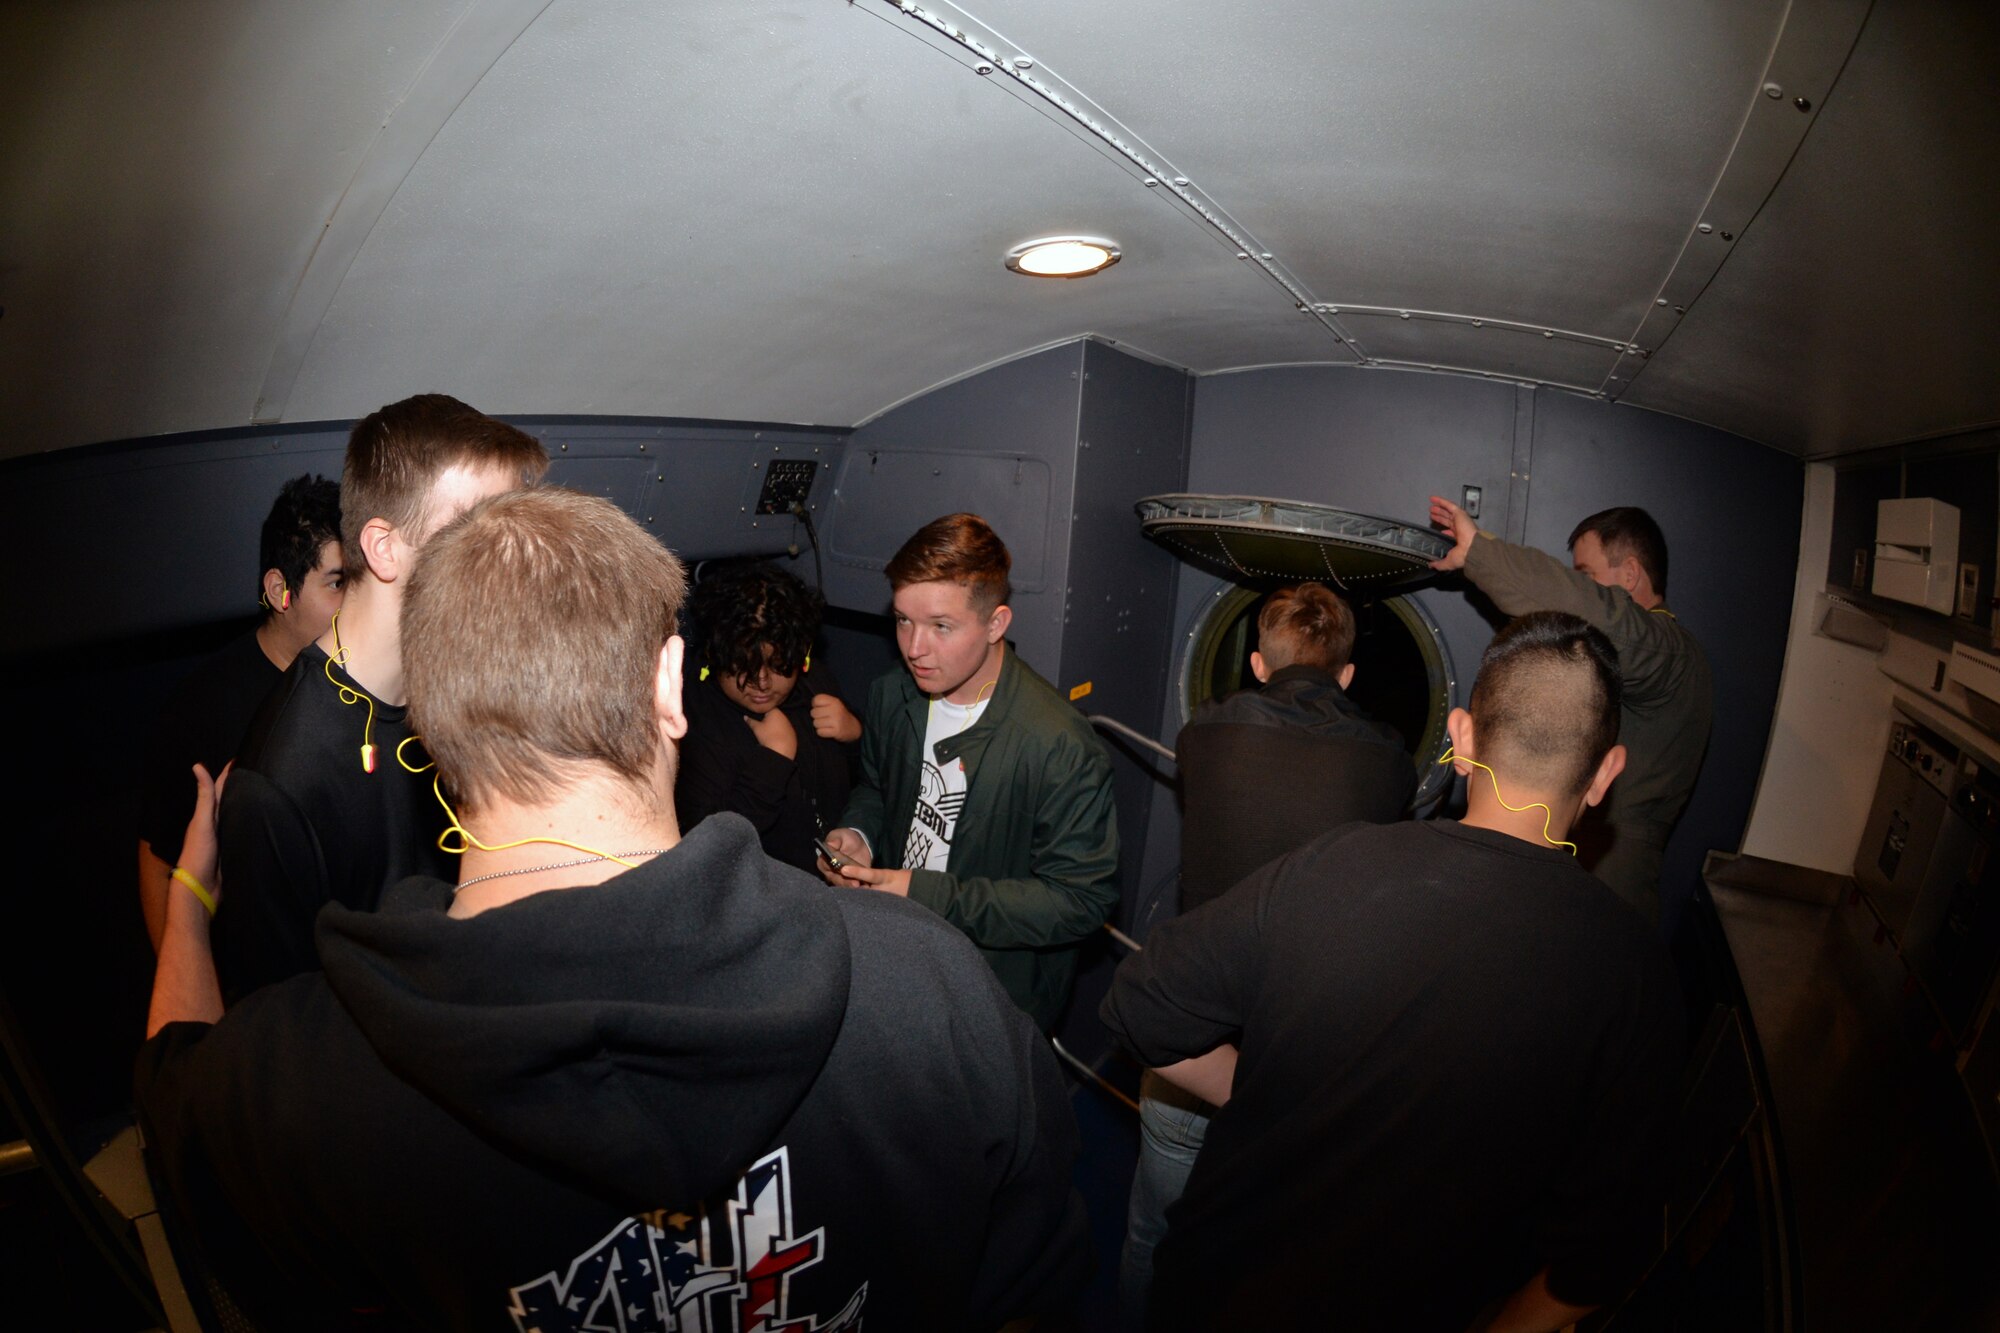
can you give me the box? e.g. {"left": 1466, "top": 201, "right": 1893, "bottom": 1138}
{"left": 906, "top": 697, "right": 984, "bottom": 873}
{"left": 507, "top": 1146, "right": 866, "bottom": 1333}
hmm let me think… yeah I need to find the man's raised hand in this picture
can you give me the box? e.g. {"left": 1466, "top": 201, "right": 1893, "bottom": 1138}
{"left": 1427, "top": 494, "right": 1480, "bottom": 571}
{"left": 809, "top": 694, "right": 862, "bottom": 743}
{"left": 179, "top": 761, "right": 231, "bottom": 899}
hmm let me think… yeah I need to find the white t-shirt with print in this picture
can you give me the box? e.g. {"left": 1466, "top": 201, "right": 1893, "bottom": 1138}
{"left": 904, "top": 696, "right": 989, "bottom": 873}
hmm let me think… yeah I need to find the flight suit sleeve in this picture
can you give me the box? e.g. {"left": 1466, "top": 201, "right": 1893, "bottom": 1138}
{"left": 905, "top": 734, "right": 1120, "bottom": 950}
{"left": 1461, "top": 533, "right": 1684, "bottom": 707}
{"left": 211, "top": 770, "right": 330, "bottom": 1004}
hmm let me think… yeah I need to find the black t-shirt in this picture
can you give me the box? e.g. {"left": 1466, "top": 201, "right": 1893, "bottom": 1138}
{"left": 1101, "top": 819, "right": 1685, "bottom": 1331}
{"left": 212, "top": 643, "right": 453, "bottom": 1003}
{"left": 675, "top": 660, "right": 854, "bottom": 874}
{"left": 138, "top": 629, "right": 281, "bottom": 864}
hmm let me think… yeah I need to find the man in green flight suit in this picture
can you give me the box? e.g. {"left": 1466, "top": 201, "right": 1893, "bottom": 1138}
{"left": 820, "top": 512, "right": 1120, "bottom": 1029}
{"left": 1428, "top": 495, "right": 1713, "bottom": 923}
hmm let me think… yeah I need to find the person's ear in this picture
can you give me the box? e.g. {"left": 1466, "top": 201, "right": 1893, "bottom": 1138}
{"left": 261, "top": 568, "right": 290, "bottom": 612}
{"left": 1619, "top": 556, "right": 1642, "bottom": 594}
{"left": 986, "top": 603, "right": 1013, "bottom": 644}
{"left": 1581, "top": 743, "right": 1627, "bottom": 809}
{"left": 655, "top": 635, "right": 688, "bottom": 742}
{"left": 1445, "top": 707, "right": 1476, "bottom": 774}
{"left": 1337, "top": 662, "right": 1356, "bottom": 690}
{"left": 1249, "top": 650, "right": 1270, "bottom": 684}
{"left": 357, "top": 516, "right": 405, "bottom": 585}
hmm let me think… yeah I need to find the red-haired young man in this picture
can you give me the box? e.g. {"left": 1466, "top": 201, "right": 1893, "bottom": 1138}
{"left": 820, "top": 513, "right": 1119, "bottom": 1030}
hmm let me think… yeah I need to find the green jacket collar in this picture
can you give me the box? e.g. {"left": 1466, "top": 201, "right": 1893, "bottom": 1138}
{"left": 891, "top": 645, "right": 1025, "bottom": 779}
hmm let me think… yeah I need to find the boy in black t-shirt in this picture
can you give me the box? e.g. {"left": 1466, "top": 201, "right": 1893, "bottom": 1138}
{"left": 1102, "top": 612, "right": 1686, "bottom": 1332}
{"left": 137, "top": 474, "right": 343, "bottom": 952}
{"left": 211, "top": 396, "right": 547, "bottom": 1001}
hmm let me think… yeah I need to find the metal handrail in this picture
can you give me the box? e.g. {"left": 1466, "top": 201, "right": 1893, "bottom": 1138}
{"left": 1086, "top": 714, "right": 1176, "bottom": 766}
{"left": 1102, "top": 923, "right": 1143, "bottom": 952}
{"left": 1049, "top": 1037, "right": 1140, "bottom": 1113}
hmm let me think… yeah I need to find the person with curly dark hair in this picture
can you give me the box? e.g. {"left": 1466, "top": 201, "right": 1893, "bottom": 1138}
{"left": 676, "top": 561, "right": 861, "bottom": 872}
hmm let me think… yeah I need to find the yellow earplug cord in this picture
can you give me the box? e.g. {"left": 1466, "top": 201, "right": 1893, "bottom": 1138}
{"left": 324, "top": 611, "right": 380, "bottom": 773}
{"left": 329, "top": 614, "right": 637, "bottom": 869}
{"left": 1438, "top": 749, "right": 1577, "bottom": 855}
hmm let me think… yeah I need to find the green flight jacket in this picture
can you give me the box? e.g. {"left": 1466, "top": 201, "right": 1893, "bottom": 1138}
{"left": 840, "top": 649, "right": 1120, "bottom": 1029}
{"left": 1462, "top": 533, "right": 1714, "bottom": 915}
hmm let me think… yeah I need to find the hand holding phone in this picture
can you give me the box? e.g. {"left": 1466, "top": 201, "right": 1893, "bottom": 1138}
{"left": 813, "top": 836, "right": 850, "bottom": 872}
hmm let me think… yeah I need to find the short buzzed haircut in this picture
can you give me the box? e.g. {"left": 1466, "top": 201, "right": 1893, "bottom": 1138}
{"left": 1569, "top": 507, "right": 1670, "bottom": 598}
{"left": 884, "top": 513, "right": 1012, "bottom": 613}
{"left": 257, "top": 473, "right": 342, "bottom": 612}
{"left": 1468, "top": 611, "right": 1622, "bottom": 796}
{"left": 340, "top": 394, "right": 549, "bottom": 571}
{"left": 1256, "top": 583, "right": 1356, "bottom": 674}
{"left": 403, "top": 488, "right": 688, "bottom": 813}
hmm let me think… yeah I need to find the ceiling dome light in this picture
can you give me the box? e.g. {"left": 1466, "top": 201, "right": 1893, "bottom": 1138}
{"left": 1006, "top": 236, "right": 1121, "bottom": 278}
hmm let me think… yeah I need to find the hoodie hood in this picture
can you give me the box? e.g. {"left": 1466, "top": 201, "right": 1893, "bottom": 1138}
{"left": 315, "top": 814, "right": 850, "bottom": 1210}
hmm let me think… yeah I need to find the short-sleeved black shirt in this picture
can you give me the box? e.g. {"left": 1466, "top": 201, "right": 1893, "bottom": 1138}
{"left": 212, "top": 643, "right": 453, "bottom": 1003}
{"left": 1101, "top": 819, "right": 1685, "bottom": 1330}
{"left": 138, "top": 629, "right": 281, "bottom": 864}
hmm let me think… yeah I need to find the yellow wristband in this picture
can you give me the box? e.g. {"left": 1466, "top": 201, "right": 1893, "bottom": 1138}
{"left": 171, "top": 867, "right": 217, "bottom": 918}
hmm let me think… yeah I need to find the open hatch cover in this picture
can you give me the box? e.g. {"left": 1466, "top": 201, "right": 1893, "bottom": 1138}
{"left": 1135, "top": 494, "right": 1449, "bottom": 589}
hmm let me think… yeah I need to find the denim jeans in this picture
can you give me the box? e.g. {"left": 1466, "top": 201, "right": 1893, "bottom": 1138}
{"left": 1119, "top": 1071, "right": 1214, "bottom": 1330}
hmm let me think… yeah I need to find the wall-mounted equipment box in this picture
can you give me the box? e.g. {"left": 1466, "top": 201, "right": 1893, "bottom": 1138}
{"left": 1874, "top": 497, "right": 1961, "bottom": 614}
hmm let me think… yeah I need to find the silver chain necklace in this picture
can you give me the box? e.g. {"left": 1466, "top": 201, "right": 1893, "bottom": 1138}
{"left": 455, "top": 849, "right": 671, "bottom": 892}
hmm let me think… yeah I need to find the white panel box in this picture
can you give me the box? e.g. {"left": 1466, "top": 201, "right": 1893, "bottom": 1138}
{"left": 1874, "top": 497, "right": 1961, "bottom": 614}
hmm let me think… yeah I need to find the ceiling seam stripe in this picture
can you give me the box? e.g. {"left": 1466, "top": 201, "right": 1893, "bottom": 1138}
{"left": 1600, "top": 0, "right": 1877, "bottom": 402}
{"left": 1363, "top": 360, "right": 1603, "bottom": 399}
{"left": 851, "top": 0, "right": 1368, "bottom": 359}
{"left": 248, "top": 0, "right": 556, "bottom": 425}
{"left": 1313, "top": 306, "right": 1639, "bottom": 354}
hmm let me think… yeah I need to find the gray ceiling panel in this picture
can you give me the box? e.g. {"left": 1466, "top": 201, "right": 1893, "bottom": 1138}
{"left": 284, "top": 0, "right": 1345, "bottom": 426}
{"left": 0, "top": 0, "right": 472, "bottom": 453}
{"left": 967, "top": 0, "right": 1789, "bottom": 339}
{"left": 1623, "top": 1, "right": 2000, "bottom": 457}
{"left": 2, "top": 0, "right": 1996, "bottom": 458}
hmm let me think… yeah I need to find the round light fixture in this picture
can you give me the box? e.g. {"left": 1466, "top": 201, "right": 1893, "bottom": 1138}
{"left": 1005, "top": 236, "right": 1122, "bottom": 278}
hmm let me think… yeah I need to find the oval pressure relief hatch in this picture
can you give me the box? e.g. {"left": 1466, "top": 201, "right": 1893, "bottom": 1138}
{"left": 1135, "top": 494, "right": 1450, "bottom": 589}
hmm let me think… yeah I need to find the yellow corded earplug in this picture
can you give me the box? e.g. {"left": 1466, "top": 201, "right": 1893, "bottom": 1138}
{"left": 1437, "top": 749, "right": 1577, "bottom": 855}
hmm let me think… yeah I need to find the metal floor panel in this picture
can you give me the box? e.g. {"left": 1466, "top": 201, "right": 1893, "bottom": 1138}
{"left": 1710, "top": 866, "right": 2000, "bottom": 1332}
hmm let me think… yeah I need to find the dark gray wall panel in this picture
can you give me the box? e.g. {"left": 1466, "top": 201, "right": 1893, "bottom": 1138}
{"left": 1058, "top": 342, "right": 1193, "bottom": 930}
{"left": 1183, "top": 363, "right": 1519, "bottom": 713}
{"left": 2, "top": 427, "right": 351, "bottom": 658}
{"left": 1188, "top": 365, "right": 1520, "bottom": 517}
{"left": 524, "top": 420, "right": 843, "bottom": 563}
{"left": 825, "top": 345, "right": 1087, "bottom": 676}
{"left": 1524, "top": 391, "right": 1802, "bottom": 933}
{"left": 0, "top": 418, "right": 846, "bottom": 660}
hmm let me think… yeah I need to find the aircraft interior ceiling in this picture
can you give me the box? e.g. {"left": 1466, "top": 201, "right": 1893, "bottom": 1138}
{"left": 3, "top": 0, "right": 1996, "bottom": 461}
